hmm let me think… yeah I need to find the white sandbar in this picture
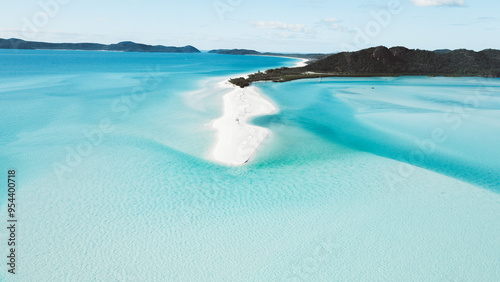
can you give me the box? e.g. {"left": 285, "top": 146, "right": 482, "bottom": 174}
{"left": 210, "top": 83, "right": 277, "bottom": 166}
{"left": 209, "top": 56, "right": 306, "bottom": 166}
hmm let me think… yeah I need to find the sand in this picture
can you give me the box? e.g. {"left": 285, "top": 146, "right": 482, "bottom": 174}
{"left": 210, "top": 82, "right": 277, "bottom": 166}
{"left": 209, "top": 56, "right": 306, "bottom": 166}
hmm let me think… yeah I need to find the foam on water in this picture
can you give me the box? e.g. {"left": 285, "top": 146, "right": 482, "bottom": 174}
{"left": 0, "top": 51, "right": 499, "bottom": 281}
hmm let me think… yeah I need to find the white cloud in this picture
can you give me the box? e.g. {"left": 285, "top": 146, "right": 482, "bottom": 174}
{"left": 319, "top": 18, "right": 355, "bottom": 33}
{"left": 248, "top": 21, "right": 310, "bottom": 33}
{"left": 411, "top": 0, "right": 465, "bottom": 7}
{"left": 266, "top": 31, "right": 316, "bottom": 39}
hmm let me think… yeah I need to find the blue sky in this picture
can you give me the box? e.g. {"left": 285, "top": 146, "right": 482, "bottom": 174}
{"left": 0, "top": 0, "right": 498, "bottom": 53}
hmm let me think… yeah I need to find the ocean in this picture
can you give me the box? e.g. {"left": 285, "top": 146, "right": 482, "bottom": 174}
{"left": 0, "top": 50, "right": 499, "bottom": 281}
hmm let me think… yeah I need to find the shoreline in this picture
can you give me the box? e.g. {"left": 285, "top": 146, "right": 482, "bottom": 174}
{"left": 247, "top": 54, "right": 309, "bottom": 67}
{"left": 291, "top": 58, "right": 309, "bottom": 67}
{"left": 209, "top": 56, "right": 305, "bottom": 166}
{"left": 260, "top": 55, "right": 309, "bottom": 67}
{"left": 229, "top": 72, "right": 500, "bottom": 88}
{"left": 209, "top": 81, "right": 278, "bottom": 166}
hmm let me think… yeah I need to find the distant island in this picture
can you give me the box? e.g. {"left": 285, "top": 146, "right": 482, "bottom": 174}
{"left": 229, "top": 46, "right": 500, "bottom": 87}
{"left": 0, "top": 38, "right": 200, "bottom": 53}
{"left": 208, "top": 49, "right": 328, "bottom": 60}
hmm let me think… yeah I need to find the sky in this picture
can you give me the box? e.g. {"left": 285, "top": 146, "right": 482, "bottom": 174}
{"left": 0, "top": 0, "right": 499, "bottom": 53}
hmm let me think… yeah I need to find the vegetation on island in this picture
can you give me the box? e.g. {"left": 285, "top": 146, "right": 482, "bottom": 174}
{"left": 209, "top": 49, "right": 261, "bottom": 55}
{"left": 229, "top": 46, "right": 500, "bottom": 88}
{"left": 0, "top": 38, "right": 201, "bottom": 53}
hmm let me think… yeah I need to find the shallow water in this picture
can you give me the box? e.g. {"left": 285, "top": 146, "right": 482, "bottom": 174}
{"left": 256, "top": 76, "right": 500, "bottom": 191}
{"left": 0, "top": 51, "right": 499, "bottom": 281}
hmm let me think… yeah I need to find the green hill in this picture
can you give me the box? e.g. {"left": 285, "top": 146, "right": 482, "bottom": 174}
{"left": 230, "top": 46, "right": 500, "bottom": 87}
{"left": 0, "top": 38, "right": 201, "bottom": 53}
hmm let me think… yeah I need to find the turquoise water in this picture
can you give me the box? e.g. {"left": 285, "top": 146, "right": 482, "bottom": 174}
{"left": 256, "top": 77, "right": 500, "bottom": 191}
{"left": 0, "top": 50, "right": 499, "bottom": 281}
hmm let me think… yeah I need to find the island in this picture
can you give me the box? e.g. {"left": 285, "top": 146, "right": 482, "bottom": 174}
{"left": 208, "top": 49, "right": 328, "bottom": 60}
{"left": 0, "top": 38, "right": 201, "bottom": 53}
{"left": 229, "top": 46, "right": 500, "bottom": 87}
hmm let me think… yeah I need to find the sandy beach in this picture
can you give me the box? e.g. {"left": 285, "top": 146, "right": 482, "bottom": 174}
{"left": 210, "top": 81, "right": 277, "bottom": 166}
{"left": 292, "top": 58, "right": 309, "bottom": 67}
{"left": 251, "top": 55, "right": 309, "bottom": 67}
{"left": 209, "top": 57, "right": 306, "bottom": 166}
